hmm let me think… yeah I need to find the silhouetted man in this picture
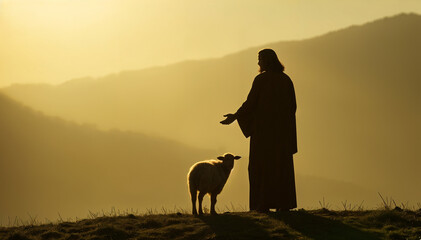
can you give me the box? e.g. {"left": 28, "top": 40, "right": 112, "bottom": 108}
{"left": 221, "top": 49, "right": 297, "bottom": 212}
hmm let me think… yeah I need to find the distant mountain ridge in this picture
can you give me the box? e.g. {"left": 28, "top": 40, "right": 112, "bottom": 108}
{"left": 2, "top": 13, "right": 420, "bottom": 206}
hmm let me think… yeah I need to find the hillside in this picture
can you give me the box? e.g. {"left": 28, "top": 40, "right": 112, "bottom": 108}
{"left": 0, "top": 93, "right": 217, "bottom": 222}
{"left": 0, "top": 93, "right": 380, "bottom": 223}
{"left": 1, "top": 13, "right": 420, "bottom": 207}
{"left": 1, "top": 209, "right": 420, "bottom": 240}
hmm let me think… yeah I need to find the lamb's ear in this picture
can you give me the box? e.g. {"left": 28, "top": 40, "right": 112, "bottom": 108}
{"left": 234, "top": 156, "right": 241, "bottom": 160}
{"left": 217, "top": 156, "right": 224, "bottom": 160}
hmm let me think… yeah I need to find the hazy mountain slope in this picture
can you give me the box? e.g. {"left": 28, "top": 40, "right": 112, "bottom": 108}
{"left": 0, "top": 93, "right": 377, "bottom": 224}
{"left": 2, "top": 13, "right": 420, "bottom": 203}
{"left": 0, "top": 93, "right": 219, "bottom": 222}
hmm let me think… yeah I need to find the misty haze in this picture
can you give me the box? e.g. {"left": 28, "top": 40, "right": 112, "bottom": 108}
{"left": 0, "top": 2, "right": 420, "bottom": 234}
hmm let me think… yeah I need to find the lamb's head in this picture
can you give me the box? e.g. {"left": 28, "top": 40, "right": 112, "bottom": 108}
{"left": 217, "top": 153, "right": 241, "bottom": 169}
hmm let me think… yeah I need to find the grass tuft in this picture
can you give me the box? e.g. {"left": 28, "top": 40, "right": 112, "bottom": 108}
{"left": 40, "top": 230, "right": 63, "bottom": 240}
{"left": 6, "top": 232, "right": 34, "bottom": 240}
{"left": 92, "top": 225, "right": 130, "bottom": 240}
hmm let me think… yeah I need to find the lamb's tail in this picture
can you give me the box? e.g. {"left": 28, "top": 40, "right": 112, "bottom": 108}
{"left": 187, "top": 173, "right": 196, "bottom": 195}
{"left": 189, "top": 183, "right": 197, "bottom": 197}
{"left": 188, "top": 174, "right": 198, "bottom": 207}
{"left": 186, "top": 168, "right": 195, "bottom": 191}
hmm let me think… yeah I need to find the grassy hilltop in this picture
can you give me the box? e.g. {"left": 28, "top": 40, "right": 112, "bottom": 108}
{"left": 1, "top": 208, "right": 420, "bottom": 240}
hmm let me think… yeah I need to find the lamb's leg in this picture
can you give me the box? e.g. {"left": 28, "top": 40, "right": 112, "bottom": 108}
{"left": 190, "top": 186, "right": 198, "bottom": 215}
{"left": 198, "top": 191, "right": 206, "bottom": 215}
{"left": 210, "top": 193, "right": 218, "bottom": 215}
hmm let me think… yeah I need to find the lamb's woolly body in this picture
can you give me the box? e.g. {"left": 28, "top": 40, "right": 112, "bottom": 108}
{"left": 187, "top": 153, "right": 240, "bottom": 215}
{"left": 188, "top": 160, "right": 231, "bottom": 195}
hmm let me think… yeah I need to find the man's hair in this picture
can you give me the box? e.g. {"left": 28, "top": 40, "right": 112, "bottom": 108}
{"left": 259, "top": 49, "right": 285, "bottom": 73}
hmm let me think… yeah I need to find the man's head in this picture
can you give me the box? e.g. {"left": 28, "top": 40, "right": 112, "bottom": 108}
{"left": 258, "top": 49, "right": 285, "bottom": 73}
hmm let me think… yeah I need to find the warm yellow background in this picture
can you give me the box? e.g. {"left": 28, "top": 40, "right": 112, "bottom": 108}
{"left": 0, "top": 0, "right": 420, "bottom": 223}
{"left": 1, "top": 0, "right": 420, "bottom": 87}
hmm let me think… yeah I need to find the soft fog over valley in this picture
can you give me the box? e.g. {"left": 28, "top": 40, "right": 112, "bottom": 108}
{"left": 1, "top": 9, "right": 420, "bottom": 222}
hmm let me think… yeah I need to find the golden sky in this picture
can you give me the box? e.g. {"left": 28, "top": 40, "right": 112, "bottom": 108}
{"left": 0, "top": 0, "right": 420, "bottom": 87}
{"left": 1, "top": 0, "right": 420, "bottom": 222}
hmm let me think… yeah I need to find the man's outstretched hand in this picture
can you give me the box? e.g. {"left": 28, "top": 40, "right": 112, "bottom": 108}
{"left": 220, "top": 113, "right": 236, "bottom": 125}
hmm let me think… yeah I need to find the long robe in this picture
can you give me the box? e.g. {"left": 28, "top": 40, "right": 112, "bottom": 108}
{"left": 235, "top": 71, "right": 297, "bottom": 210}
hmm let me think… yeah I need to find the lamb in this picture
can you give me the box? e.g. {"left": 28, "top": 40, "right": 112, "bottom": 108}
{"left": 187, "top": 153, "right": 241, "bottom": 215}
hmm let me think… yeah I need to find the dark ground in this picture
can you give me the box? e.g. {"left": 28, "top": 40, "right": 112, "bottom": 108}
{"left": 1, "top": 208, "right": 420, "bottom": 240}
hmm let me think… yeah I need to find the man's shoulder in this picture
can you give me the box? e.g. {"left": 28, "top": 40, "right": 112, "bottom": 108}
{"left": 255, "top": 72, "right": 266, "bottom": 79}
{"left": 282, "top": 72, "right": 293, "bottom": 81}
{"left": 254, "top": 72, "right": 270, "bottom": 81}
{"left": 256, "top": 71, "right": 291, "bottom": 81}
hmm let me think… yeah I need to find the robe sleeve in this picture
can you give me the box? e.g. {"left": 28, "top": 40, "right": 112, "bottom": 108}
{"left": 235, "top": 75, "right": 261, "bottom": 138}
